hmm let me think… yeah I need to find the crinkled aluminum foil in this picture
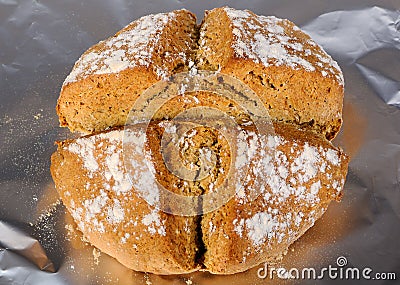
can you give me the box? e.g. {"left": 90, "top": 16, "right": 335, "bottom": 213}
{"left": 1, "top": 0, "right": 399, "bottom": 284}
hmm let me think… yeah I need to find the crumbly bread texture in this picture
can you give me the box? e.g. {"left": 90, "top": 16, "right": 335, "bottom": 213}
{"left": 197, "top": 7, "right": 344, "bottom": 140}
{"left": 57, "top": 7, "right": 344, "bottom": 140}
{"left": 50, "top": 119, "right": 348, "bottom": 274}
{"left": 57, "top": 9, "right": 198, "bottom": 134}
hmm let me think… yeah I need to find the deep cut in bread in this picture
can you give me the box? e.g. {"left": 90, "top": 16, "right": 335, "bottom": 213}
{"left": 52, "top": 7, "right": 348, "bottom": 275}
{"left": 51, "top": 119, "right": 348, "bottom": 274}
{"left": 57, "top": 7, "right": 344, "bottom": 140}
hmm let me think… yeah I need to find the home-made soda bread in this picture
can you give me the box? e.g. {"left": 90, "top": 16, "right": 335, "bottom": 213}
{"left": 57, "top": 7, "right": 344, "bottom": 140}
{"left": 52, "top": 7, "right": 348, "bottom": 275}
{"left": 51, "top": 119, "right": 348, "bottom": 274}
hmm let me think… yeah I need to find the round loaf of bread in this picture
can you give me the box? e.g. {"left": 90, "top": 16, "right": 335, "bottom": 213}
{"left": 52, "top": 7, "right": 348, "bottom": 275}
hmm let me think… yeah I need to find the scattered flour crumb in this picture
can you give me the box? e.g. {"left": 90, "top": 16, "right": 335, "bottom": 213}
{"left": 93, "top": 248, "right": 101, "bottom": 265}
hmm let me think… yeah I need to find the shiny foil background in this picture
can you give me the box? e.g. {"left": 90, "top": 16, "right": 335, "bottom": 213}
{"left": 0, "top": 0, "right": 399, "bottom": 284}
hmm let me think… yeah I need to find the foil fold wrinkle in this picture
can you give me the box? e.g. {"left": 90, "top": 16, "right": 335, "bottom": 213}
{"left": 0, "top": 221, "right": 54, "bottom": 272}
{"left": 303, "top": 6, "right": 400, "bottom": 107}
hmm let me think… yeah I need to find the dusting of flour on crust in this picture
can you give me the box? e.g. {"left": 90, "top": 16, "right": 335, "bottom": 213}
{"left": 64, "top": 128, "right": 166, "bottom": 237}
{"left": 64, "top": 10, "right": 188, "bottom": 85}
{"left": 229, "top": 128, "right": 345, "bottom": 248}
{"left": 223, "top": 7, "right": 344, "bottom": 85}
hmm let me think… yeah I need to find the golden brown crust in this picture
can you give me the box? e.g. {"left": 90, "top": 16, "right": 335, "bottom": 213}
{"left": 50, "top": 119, "right": 348, "bottom": 274}
{"left": 52, "top": 7, "right": 348, "bottom": 275}
{"left": 57, "top": 9, "right": 198, "bottom": 134}
{"left": 201, "top": 122, "right": 348, "bottom": 274}
{"left": 51, "top": 128, "right": 201, "bottom": 274}
{"left": 197, "top": 7, "right": 344, "bottom": 140}
{"left": 57, "top": 7, "right": 344, "bottom": 140}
